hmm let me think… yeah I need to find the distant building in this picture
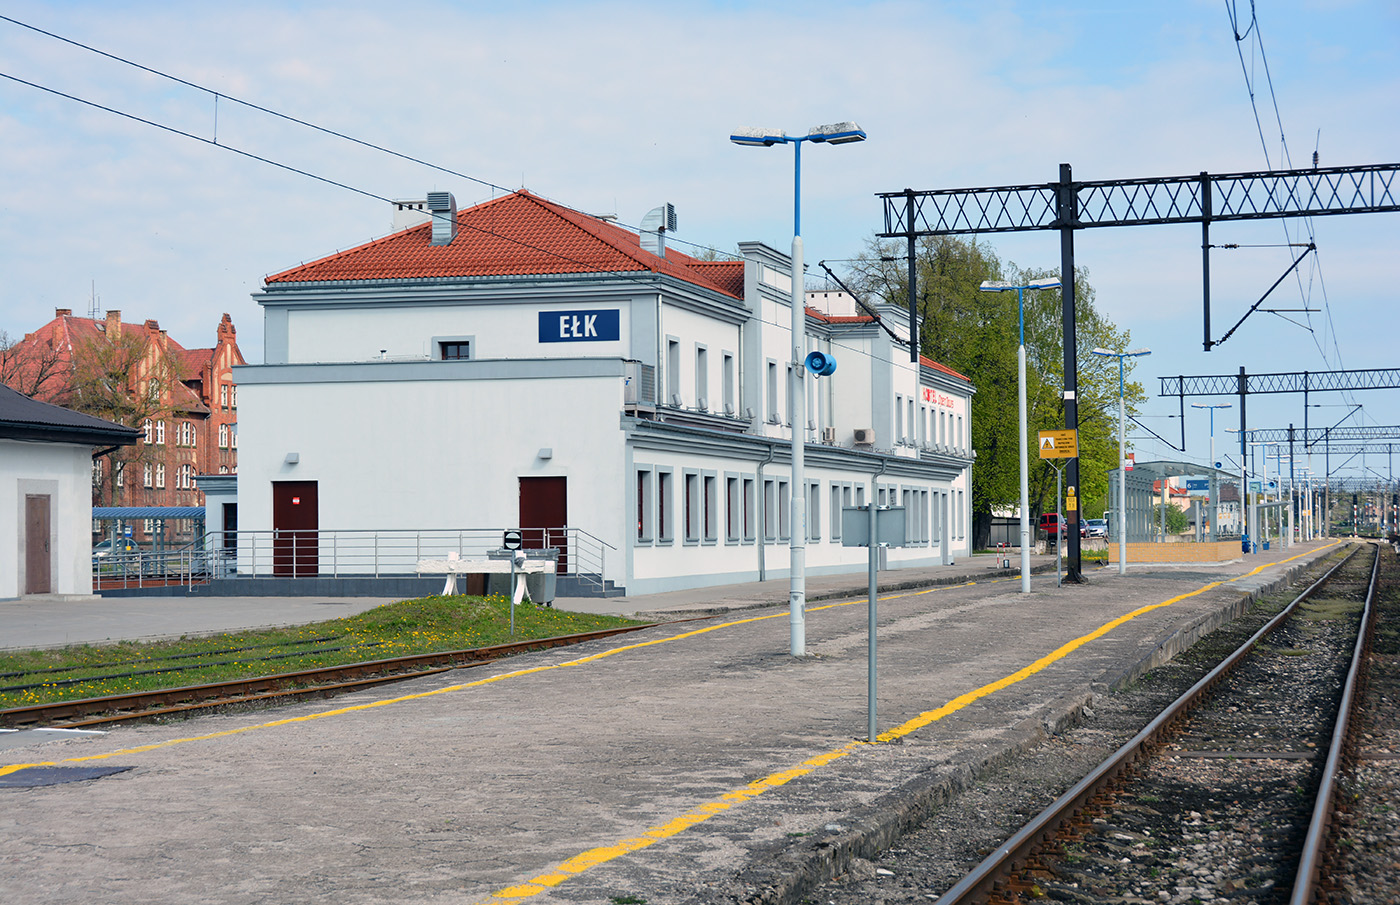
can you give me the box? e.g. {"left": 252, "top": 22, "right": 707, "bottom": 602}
{"left": 1, "top": 310, "right": 244, "bottom": 542}
{"left": 236, "top": 190, "right": 975, "bottom": 594}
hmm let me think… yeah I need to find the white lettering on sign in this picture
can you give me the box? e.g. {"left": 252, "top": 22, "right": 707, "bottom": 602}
{"left": 556, "top": 314, "right": 600, "bottom": 339}
{"left": 921, "top": 388, "right": 956, "bottom": 409}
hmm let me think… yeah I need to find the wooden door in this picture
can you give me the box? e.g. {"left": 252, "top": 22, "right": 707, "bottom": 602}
{"left": 272, "top": 481, "right": 318, "bottom": 577}
{"left": 519, "top": 476, "right": 567, "bottom": 572}
{"left": 24, "top": 494, "right": 52, "bottom": 594}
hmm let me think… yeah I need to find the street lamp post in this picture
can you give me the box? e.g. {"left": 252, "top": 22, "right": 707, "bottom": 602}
{"left": 981, "top": 278, "right": 1061, "bottom": 593}
{"left": 731, "top": 122, "right": 865, "bottom": 657}
{"left": 1192, "top": 403, "right": 1231, "bottom": 540}
{"left": 1091, "top": 346, "right": 1150, "bottom": 574}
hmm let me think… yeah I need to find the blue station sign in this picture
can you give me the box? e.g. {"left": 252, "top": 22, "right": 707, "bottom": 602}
{"left": 1186, "top": 479, "right": 1210, "bottom": 491}
{"left": 539, "top": 309, "right": 620, "bottom": 343}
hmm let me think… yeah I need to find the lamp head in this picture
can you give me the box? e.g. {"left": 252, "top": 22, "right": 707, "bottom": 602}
{"left": 979, "top": 280, "right": 1012, "bottom": 292}
{"left": 1026, "top": 277, "right": 1061, "bottom": 290}
{"left": 730, "top": 127, "right": 787, "bottom": 147}
{"left": 806, "top": 121, "right": 866, "bottom": 144}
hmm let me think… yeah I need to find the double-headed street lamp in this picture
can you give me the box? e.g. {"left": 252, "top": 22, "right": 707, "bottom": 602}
{"left": 1091, "top": 346, "right": 1151, "bottom": 575}
{"left": 732, "top": 121, "right": 866, "bottom": 657}
{"left": 980, "top": 277, "right": 1060, "bottom": 593}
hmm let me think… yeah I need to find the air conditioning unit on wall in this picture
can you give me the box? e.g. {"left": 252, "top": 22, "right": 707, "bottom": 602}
{"left": 821, "top": 426, "right": 837, "bottom": 444}
{"left": 853, "top": 428, "right": 875, "bottom": 446}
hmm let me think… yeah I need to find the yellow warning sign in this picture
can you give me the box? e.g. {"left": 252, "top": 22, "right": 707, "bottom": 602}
{"left": 1066, "top": 487, "right": 1078, "bottom": 512}
{"left": 1038, "top": 429, "right": 1078, "bottom": 459}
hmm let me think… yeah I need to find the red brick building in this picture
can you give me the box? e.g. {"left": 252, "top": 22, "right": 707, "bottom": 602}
{"left": 1, "top": 309, "right": 243, "bottom": 527}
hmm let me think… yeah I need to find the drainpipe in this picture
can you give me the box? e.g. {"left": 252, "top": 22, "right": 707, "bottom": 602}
{"left": 757, "top": 441, "right": 776, "bottom": 581}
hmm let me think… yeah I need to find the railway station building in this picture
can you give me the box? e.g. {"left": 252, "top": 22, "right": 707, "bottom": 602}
{"left": 233, "top": 190, "right": 974, "bottom": 594}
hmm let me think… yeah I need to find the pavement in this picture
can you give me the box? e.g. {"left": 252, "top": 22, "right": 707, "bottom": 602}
{"left": 0, "top": 539, "right": 1346, "bottom": 905}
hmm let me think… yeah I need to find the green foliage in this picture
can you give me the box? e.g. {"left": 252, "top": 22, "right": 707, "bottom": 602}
{"left": 847, "top": 236, "right": 1145, "bottom": 544}
{"left": 1152, "top": 503, "right": 1190, "bottom": 534}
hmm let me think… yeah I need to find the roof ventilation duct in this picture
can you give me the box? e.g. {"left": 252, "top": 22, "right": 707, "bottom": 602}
{"left": 640, "top": 203, "right": 676, "bottom": 258}
{"left": 427, "top": 192, "right": 457, "bottom": 246}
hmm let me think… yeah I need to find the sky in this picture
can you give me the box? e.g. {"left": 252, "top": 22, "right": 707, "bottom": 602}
{"left": 2, "top": 0, "right": 1397, "bottom": 488}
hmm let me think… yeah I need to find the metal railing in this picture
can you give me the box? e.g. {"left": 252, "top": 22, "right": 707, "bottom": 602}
{"left": 93, "top": 527, "right": 617, "bottom": 593}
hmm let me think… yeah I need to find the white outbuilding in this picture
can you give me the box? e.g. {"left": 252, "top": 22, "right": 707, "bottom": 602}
{"left": 234, "top": 191, "right": 975, "bottom": 595}
{"left": 1, "top": 385, "right": 141, "bottom": 599}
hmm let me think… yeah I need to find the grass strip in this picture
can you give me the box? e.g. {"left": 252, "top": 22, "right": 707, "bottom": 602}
{"left": 0, "top": 594, "right": 640, "bottom": 711}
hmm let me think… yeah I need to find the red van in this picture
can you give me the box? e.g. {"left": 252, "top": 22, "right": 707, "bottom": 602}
{"left": 1038, "top": 513, "right": 1063, "bottom": 535}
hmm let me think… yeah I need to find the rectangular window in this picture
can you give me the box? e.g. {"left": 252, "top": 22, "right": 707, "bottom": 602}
{"left": 830, "top": 485, "right": 843, "bottom": 540}
{"left": 219, "top": 424, "right": 229, "bottom": 449}
{"left": 695, "top": 345, "right": 709, "bottom": 411}
{"left": 959, "top": 489, "right": 966, "bottom": 539}
{"left": 957, "top": 414, "right": 964, "bottom": 452}
{"left": 667, "top": 338, "right": 681, "bottom": 407}
{"left": 767, "top": 361, "right": 780, "bottom": 423}
{"left": 895, "top": 395, "right": 904, "bottom": 442}
{"left": 440, "top": 341, "right": 471, "bottom": 360}
{"left": 908, "top": 399, "right": 916, "bottom": 443}
{"left": 763, "top": 479, "right": 777, "bottom": 541}
{"left": 143, "top": 419, "right": 153, "bottom": 444}
{"left": 156, "top": 420, "right": 166, "bottom": 445}
{"left": 231, "top": 423, "right": 237, "bottom": 448}
{"left": 703, "top": 473, "right": 718, "bottom": 542}
{"left": 143, "top": 463, "right": 152, "bottom": 488}
{"left": 726, "top": 476, "right": 740, "bottom": 542}
{"left": 636, "top": 469, "right": 653, "bottom": 542}
{"left": 657, "top": 470, "right": 674, "bottom": 543}
{"left": 778, "top": 480, "right": 790, "bottom": 541}
{"left": 722, "top": 353, "right": 736, "bottom": 416}
{"left": 115, "top": 462, "right": 123, "bottom": 488}
{"left": 220, "top": 384, "right": 229, "bottom": 407}
{"left": 155, "top": 464, "right": 166, "bottom": 488}
{"left": 743, "top": 477, "right": 756, "bottom": 541}
{"left": 683, "top": 471, "right": 700, "bottom": 543}
{"left": 808, "top": 481, "right": 821, "bottom": 542}
{"left": 785, "top": 364, "right": 794, "bottom": 427}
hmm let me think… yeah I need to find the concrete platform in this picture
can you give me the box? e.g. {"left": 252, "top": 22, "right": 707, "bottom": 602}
{"left": 0, "top": 540, "right": 1345, "bottom": 905}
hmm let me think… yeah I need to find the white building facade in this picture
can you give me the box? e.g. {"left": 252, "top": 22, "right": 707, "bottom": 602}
{"left": 235, "top": 191, "right": 974, "bottom": 594}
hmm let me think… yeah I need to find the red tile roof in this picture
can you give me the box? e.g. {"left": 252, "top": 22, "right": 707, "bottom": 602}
{"left": 920, "top": 354, "right": 970, "bottom": 383}
{"left": 266, "top": 190, "right": 744, "bottom": 299}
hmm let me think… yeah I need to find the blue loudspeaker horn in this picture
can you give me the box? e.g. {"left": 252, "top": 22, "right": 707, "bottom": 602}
{"left": 804, "top": 351, "right": 837, "bottom": 377}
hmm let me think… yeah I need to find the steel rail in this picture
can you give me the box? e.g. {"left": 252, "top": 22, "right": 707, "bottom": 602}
{"left": 933, "top": 545, "right": 1363, "bottom": 905}
{"left": 1289, "top": 542, "right": 1381, "bottom": 904}
{"left": 0, "top": 623, "right": 657, "bottom": 729}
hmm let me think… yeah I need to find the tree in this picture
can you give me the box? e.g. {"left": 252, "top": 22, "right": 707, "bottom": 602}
{"left": 1152, "top": 504, "right": 1190, "bottom": 534}
{"left": 71, "top": 329, "right": 185, "bottom": 507}
{"left": 847, "top": 235, "right": 1147, "bottom": 548}
{"left": 0, "top": 329, "right": 69, "bottom": 402}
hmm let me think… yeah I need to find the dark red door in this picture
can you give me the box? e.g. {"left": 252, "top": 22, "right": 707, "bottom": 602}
{"left": 24, "top": 494, "right": 51, "bottom": 594}
{"left": 519, "top": 476, "right": 567, "bottom": 572}
{"left": 272, "top": 481, "right": 318, "bottom": 577}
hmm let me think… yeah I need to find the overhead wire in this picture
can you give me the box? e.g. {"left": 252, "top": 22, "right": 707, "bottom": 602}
{"left": 0, "top": 12, "right": 742, "bottom": 264}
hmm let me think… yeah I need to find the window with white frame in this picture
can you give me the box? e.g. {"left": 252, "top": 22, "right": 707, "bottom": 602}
{"left": 219, "top": 424, "right": 229, "bottom": 448}
{"left": 702, "top": 473, "right": 718, "bottom": 542}
{"left": 683, "top": 470, "right": 700, "bottom": 543}
{"left": 742, "top": 477, "right": 756, "bottom": 541}
{"left": 725, "top": 476, "right": 740, "bottom": 543}
{"left": 143, "top": 419, "right": 153, "bottom": 444}
{"left": 667, "top": 338, "right": 681, "bottom": 407}
{"left": 959, "top": 489, "right": 966, "bottom": 539}
{"left": 767, "top": 361, "right": 779, "bottom": 423}
{"left": 694, "top": 345, "right": 708, "bottom": 411}
{"left": 231, "top": 423, "right": 237, "bottom": 448}
{"left": 636, "top": 468, "right": 654, "bottom": 542}
{"left": 830, "top": 484, "right": 843, "bottom": 540}
{"left": 155, "top": 464, "right": 166, "bottom": 488}
{"left": 785, "top": 364, "right": 794, "bottom": 427}
{"left": 155, "top": 420, "right": 166, "bottom": 445}
{"left": 722, "top": 352, "right": 735, "bottom": 416}
{"left": 92, "top": 458, "right": 102, "bottom": 484}
{"left": 895, "top": 395, "right": 904, "bottom": 442}
{"left": 763, "top": 479, "right": 777, "bottom": 541}
{"left": 656, "top": 469, "right": 674, "bottom": 543}
{"left": 143, "top": 463, "right": 152, "bottom": 488}
{"left": 114, "top": 461, "right": 123, "bottom": 488}
{"left": 807, "top": 480, "right": 821, "bottom": 542}
{"left": 957, "top": 414, "right": 964, "bottom": 452}
{"left": 777, "top": 479, "right": 790, "bottom": 540}
{"left": 230, "top": 386, "right": 237, "bottom": 407}
{"left": 220, "top": 384, "right": 229, "bottom": 407}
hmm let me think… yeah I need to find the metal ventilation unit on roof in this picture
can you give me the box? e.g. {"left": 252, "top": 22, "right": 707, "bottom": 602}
{"left": 427, "top": 192, "right": 457, "bottom": 246}
{"left": 640, "top": 203, "right": 677, "bottom": 258}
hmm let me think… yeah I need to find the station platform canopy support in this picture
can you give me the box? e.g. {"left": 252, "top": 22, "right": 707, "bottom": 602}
{"left": 92, "top": 506, "right": 207, "bottom": 553}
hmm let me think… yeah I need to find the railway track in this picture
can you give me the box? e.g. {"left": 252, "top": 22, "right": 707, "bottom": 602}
{"left": 809, "top": 543, "right": 1390, "bottom": 905}
{"left": 0, "top": 623, "right": 655, "bottom": 730}
{"left": 929, "top": 543, "right": 1379, "bottom": 904}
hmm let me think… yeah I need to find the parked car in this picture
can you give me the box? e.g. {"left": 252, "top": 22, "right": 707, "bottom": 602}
{"left": 1085, "top": 518, "right": 1109, "bottom": 538}
{"left": 1038, "top": 513, "right": 1062, "bottom": 535}
{"left": 92, "top": 538, "right": 142, "bottom": 559}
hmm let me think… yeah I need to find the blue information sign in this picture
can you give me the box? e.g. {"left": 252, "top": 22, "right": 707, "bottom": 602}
{"left": 1186, "top": 479, "right": 1210, "bottom": 491}
{"left": 538, "top": 309, "right": 620, "bottom": 343}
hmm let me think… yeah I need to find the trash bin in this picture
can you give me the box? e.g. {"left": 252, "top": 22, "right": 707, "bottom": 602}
{"left": 1241, "top": 534, "right": 1251, "bottom": 554}
{"left": 485, "top": 547, "right": 559, "bottom": 605}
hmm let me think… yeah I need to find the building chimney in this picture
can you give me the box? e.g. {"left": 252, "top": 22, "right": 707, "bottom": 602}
{"left": 427, "top": 192, "right": 457, "bottom": 246}
{"left": 640, "top": 203, "right": 677, "bottom": 258}
{"left": 55, "top": 308, "right": 72, "bottom": 318}
{"left": 106, "top": 310, "right": 122, "bottom": 338}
